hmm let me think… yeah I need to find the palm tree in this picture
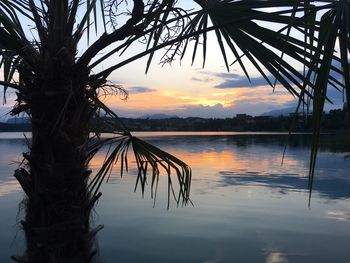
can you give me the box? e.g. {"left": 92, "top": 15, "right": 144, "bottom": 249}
{"left": 0, "top": 0, "right": 349, "bottom": 262}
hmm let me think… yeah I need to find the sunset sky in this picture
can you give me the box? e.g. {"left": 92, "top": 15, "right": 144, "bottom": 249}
{"left": 0, "top": 1, "right": 345, "bottom": 120}
{"left": 93, "top": 35, "right": 344, "bottom": 118}
{"left": 102, "top": 56, "right": 300, "bottom": 118}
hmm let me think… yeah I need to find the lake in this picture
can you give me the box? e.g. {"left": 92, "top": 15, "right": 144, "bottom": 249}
{"left": 0, "top": 132, "right": 349, "bottom": 263}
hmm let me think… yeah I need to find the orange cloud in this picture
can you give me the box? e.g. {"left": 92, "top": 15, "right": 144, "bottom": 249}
{"left": 99, "top": 82, "right": 296, "bottom": 117}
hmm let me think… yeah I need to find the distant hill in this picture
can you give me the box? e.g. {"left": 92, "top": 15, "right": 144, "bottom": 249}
{"left": 0, "top": 122, "right": 31, "bottom": 132}
{"left": 261, "top": 107, "right": 302, "bottom": 117}
{"left": 1, "top": 108, "right": 346, "bottom": 132}
{"left": 0, "top": 115, "right": 32, "bottom": 132}
{"left": 7, "top": 117, "right": 31, "bottom": 124}
{"left": 140, "top": 114, "right": 179, "bottom": 119}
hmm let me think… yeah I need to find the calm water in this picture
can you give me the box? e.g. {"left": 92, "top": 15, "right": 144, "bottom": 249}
{"left": 0, "top": 132, "right": 350, "bottom": 263}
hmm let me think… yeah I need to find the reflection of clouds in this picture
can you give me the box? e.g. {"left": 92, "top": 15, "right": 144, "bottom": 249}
{"left": 219, "top": 170, "right": 350, "bottom": 200}
{"left": 2, "top": 134, "right": 341, "bottom": 200}
{"left": 203, "top": 258, "right": 220, "bottom": 263}
{"left": 0, "top": 179, "right": 20, "bottom": 196}
{"left": 88, "top": 135, "right": 350, "bottom": 201}
{"left": 266, "top": 252, "right": 289, "bottom": 263}
{"left": 220, "top": 170, "right": 307, "bottom": 191}
{"left": 159, "top": 141, "right": 306, "bottom": 176}
{"left": 263, "top": 247, "right": 308, "bottom": 263}
{"left": 326, "top": 211, "right": 350, "bottom": 221}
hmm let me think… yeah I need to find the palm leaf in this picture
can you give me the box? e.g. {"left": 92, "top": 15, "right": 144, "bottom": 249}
{"left": 87, "top": 99, "right": 191, "bottom": 208}
{"left": 303, "top": 1, "right": 349, "bottom": 202}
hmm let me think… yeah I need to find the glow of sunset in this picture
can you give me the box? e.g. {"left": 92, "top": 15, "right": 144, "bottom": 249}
{"left": 88, "top": 141, "right": 305, "bottom": 180}
{"left": 97, "top": 48, "right": 299, "bottom": 118}
{"left": 0, "top": 2, "right": 344, "bottom": 119}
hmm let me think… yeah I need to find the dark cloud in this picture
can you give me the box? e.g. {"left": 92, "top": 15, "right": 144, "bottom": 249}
{"left": 214, "top": 72, "right": 242, "bottom": 79}
{"left": 193, "top": 70, "right": 272, "bottom": 89}
{"left": 281, "top": 85, "right": 345, "bottom": 110}
{"left": 127, "top": 86, "right": 156, "bottom": 94}
{"left": 214, "top": 73, "right": 271, "bottom": 89}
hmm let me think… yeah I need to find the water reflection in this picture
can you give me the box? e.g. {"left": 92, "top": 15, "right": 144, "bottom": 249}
{"left": 326, "top": 211, "right": 350, "bottom": 221}
{"left": 0, "top": 179, "right": 21, "bottom": 197}
{"left": 1, "top": 133, "right": 350, "bottom": 263}
{"left": 219, "top": 169, "right": 350, "bottom": 200}
{"left": 144, "top": 135, "right": 350, "bottom": 197}
{"left": 0, "top": 139, "right": 26, "bottom": 197}
{"left": 265, "top": 251, "right": 289, "bottom": 263}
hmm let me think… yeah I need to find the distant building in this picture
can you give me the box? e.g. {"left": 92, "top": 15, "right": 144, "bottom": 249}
{"left": 236, "top": 114, "right": 252, "bottom": 120}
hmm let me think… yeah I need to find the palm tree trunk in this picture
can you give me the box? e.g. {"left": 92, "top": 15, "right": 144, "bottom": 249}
{"left": 13, "top": 89, "right": 100, "bottom": 262}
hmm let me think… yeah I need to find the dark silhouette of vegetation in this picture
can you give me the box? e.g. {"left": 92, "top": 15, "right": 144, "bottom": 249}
{"left": 120, "top": 109, "right": 348, "bottom": 132}
{"left": 1, "top": 108, "right": 347, "bottom": 132}
{"left": 0, "top": 122, "right": 31, "bottom": 132}
{"left": 1, "top": 0, "right": 350, "bottom": 262}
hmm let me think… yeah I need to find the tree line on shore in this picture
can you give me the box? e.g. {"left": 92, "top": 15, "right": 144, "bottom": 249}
{"left": 1, "top": 108, "right": 347, "bottom": 133}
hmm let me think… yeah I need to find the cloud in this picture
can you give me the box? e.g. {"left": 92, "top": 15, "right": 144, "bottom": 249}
{"left": 113, "top": 93, "right": 297, "bottom": 118}
{"left": 108, "top": 72, "right": 344, "bottom": 118}
{"left": 114, "top": 104, "right": 230, "bottom": 119}
{"left": 191, "top": 77, "right": 214, "bottom": 82}
{"left": 174, "top": 104, "right": 229, "bottom": 118}
{"left": 192, "top": 70, "right": 272, "bottom": 88}
{"left": 214, "top": 72, "right": 242, "bottom": 79}
{"left": 214, "top": 73, "right": 271, "bottom": 89}
{"left": 281, "top": 86, "right": 345, "bottom": 110}
{"left": 108, "top": 83, "right": 299, "bottom": 118}
{"left": 265, "top": 252, "right": 289, "bottom": 263}
{"left": 127, "top": 86, "right": 156, "bottom": 94}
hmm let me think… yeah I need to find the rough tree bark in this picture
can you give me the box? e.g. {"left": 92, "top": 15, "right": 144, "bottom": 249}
{"left": 13, "top": 59, "right": 101, "bottom": 262}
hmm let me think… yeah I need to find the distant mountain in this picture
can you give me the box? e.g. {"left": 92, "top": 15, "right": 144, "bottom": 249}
{"left": 6, "top": 116, "right": 31, "bottom": 124}
{"left": 260, "top": 107, "right": 301, "bottom": 117}
{"left": 139, "top": 114, "right": 179, "bottom": 119}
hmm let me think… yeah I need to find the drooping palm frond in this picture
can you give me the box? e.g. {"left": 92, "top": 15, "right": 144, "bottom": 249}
{"left": 0, "top": 2, "right": 36, "bottom": 102}
{"left": 300, "top": 0, "right": 350, "bottom": 200}
{"left": 184, "top": 1, "right": 348, "bottom": 198}
{"left": 86, "top": 99, "right": 192, "bottom": 209}
{"left": 91, "top": 1, "right": 320, "bottom": 95}
{"left": 0, "top": 0, "right": 104, "bottom": 97}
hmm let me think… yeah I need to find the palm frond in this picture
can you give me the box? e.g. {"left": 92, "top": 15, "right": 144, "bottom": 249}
{"left": 303, "top": 1, "right": 349, "bottom": 200}
{"left": 0, "top": 50, "right": 21, "bottom": 102}
{"left": 92, "top": 1, "right": 318, "bottom": 88}
{"left": 86, "top": 99, "right": 191, "bottom": 208}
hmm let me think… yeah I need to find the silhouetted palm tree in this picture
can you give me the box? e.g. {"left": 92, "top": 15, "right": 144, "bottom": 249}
{"left": 1, "top": 0, "right": 349, "bottom": 262}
